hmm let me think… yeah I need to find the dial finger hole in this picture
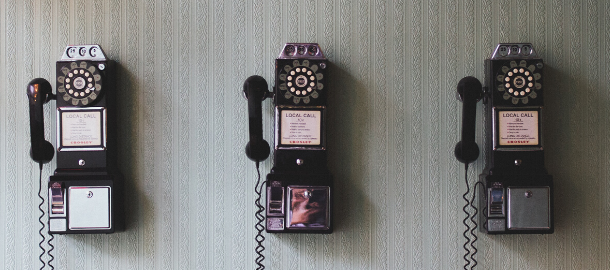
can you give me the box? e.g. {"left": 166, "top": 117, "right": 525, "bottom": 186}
{"left": 520, "top": 91, "right": 525, "bottom": 96}
{"left": 290, "top": 87, "right": 295, "bottom": 92}
{"left": 505, "top": 83, "right": 510, "bottom": 88}
{"left": 519, "top": 68, "right": 524, "bottom": 73}
{"left": 85, "top": 72, "right": 90, "bottom": 77}
{"left": 296, "top": 90, "right": 301, "bottom": 95}
{"left": 68, "top": 89, "right": 74, "bottom": 94}
{"left": 309, "top": 82, "right": 315, "bottom": 87}
{"left": 287, "top": 76, "right": 292, "bottom": 81}
{"left": 307, "top": 71, "right": 312, "bottom": 75}
{"left": 307, "top": 87, "right": 312, "bottom": 92}
{"left": 528, "top": 76, "right": 533, "bottom": 81}
{"left": 296, "top": 68, "right": 301, "bottom": 72}
{"left": 508, "top": 72, "right": 513, "bottom": 76}
{"left": 310, "top": 76, "right": 315, "bottom": 80}
{"left": 525, "top": 71, "right": 530, "bottom": 76}
{"left": 290, "top": 71, "right": 295, "bottom": 75}
{"left": 287, "top": 82, "right": 292, "bottom": 87}
{"left": 508, "top": 88, "right": 514, "bottom": 93}
{"left": 65, "top": 78, "right": 70, "bottom": 83}
{"left": 505, "top": 77, "right": 510, "bottom": 82}
{"left": 526, "top": 88, "right": 531, "bottom": 93}
{"left": 513, "top": 68, "right": 518, "bottom": 73}
{"left": 68, "top": 73, "right": 74, "bottom": 78}
{"left": 88, "top": 78, "right": 93, "bottom": 82}
{"left": 528, "top": 82, "right": 533, "bottom": 87}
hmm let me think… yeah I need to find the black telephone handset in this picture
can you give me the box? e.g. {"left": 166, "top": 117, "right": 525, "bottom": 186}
{"left": 244, "top": 75, "right": 270, "bottom": 162}
{"left": 27, "top": 78, "right": 55, "bottom": 164}
{"left": 454, "top": 76, "right": 483, "bottom": 164}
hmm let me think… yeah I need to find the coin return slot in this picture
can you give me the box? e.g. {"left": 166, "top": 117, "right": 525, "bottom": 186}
{"left": 267, "top": 186, "right": 284, "bottom": 216}
{"left": 488, "top": 188, "right": 505, "bottom": 217}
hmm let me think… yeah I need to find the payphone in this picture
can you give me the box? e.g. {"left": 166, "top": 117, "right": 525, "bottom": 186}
{"left": 244, "top": 43, "right": 333, "bottom": 269}
{"left": 27, "top": 45, "right": 123, "bottom": 236}
{"left": 455, "top": 43, "right": 554, "bottom": 268}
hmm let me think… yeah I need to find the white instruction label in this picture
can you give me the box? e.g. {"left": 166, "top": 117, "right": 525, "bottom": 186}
{"left": 498, "top": 111, "right": 539, "bottom": 146}
{"left": 280, "top": 110, "right": 321, "bottom": 145}
{"left": 61, "top": 111, "right": 103, "bottom": 147}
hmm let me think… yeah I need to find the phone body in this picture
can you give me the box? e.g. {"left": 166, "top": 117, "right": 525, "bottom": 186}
{"left": 266, "top": 43, "right": 332, "bottom": 233}
{"left": 479, "top": 43, "right": 553, "bottom": 234}
{"left": 244, "top": 43, "right": 333, "bottom": 234}
{"left": 28, "top": 45, "right": 123, "bottom": 234}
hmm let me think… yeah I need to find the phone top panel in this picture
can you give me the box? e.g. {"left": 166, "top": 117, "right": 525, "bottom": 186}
{"left": 61, "top": 45, "right": 107, "bottom": 61}
{"left": 279, "top": 43, "right": 325, "bottom": 59}
{"left": 491, "top": 43, "right": 538, "bottom": 60}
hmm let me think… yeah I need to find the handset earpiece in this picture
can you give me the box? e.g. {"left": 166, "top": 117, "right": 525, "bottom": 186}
{"left": 27, "top": 78, "right": 55, "bottom": 164}
{"left": 455, "top": 76, "right": 483, "bottom": 164}
{"left": 243, "top": 75, "right": 270, "bottom": 162}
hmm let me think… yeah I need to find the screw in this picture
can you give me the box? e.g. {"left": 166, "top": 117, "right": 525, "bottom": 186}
{"left": 87, "top": 191, "right": 94, "bottom": 198}
{"left": 319, "top": 63, "right": 326, "bottom": 69}
{"left": 514, "top": 159, "right": 522, "bottom": 166}
{"left": 296, "top": 159, "right": 304, "bottom": 165}
{"left": 536, "top": 62, "right": 543, "bottom": 69}
{"left": 98, "top": 64, "right": 105, "bottom": 70}
{"left": 78, "top": 159, "right": 86, "bottom": 166}
{"left": 525, "top": 190, "right": 533, "bottom": 198}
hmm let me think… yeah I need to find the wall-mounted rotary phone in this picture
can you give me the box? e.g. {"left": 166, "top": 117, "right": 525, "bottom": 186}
{"left": 27, "top": 45, "right": 123, "bottom": 235}
{"left": 455, "top": 43, "right": 553, "bottom": 269}
{"left": 244, "top": 43, "right": 333, "bottom": 269}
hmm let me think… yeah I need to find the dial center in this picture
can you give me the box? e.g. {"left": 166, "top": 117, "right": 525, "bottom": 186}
{"left": 513, "top": 76, "right": 526, "bottom": 88}
{"left": 295, "top": 75, "right": 308, "bottom": 87}
{"left": 73, "top": 77, "right": 86, "bottom": 90}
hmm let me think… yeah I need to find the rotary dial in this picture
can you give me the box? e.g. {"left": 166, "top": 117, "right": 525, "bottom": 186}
{"left": 57, "top": 61, "right": 102, "bottom": 106}
{"left": 496, "top": 60, "right": 541, "bottom": 105}
{"left": 279, "top": 60, "right": 324, "bottom": 104}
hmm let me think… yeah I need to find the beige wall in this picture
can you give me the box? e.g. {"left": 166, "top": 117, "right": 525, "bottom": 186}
{"left": 1, "top": 0, "right": 609, "bottom": 269}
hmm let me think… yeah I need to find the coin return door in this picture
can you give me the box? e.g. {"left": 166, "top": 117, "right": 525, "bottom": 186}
{"left": 507, "top": 187, "right": 550, "bottom": 230}
{"left": 49, "top": 184, "right": 112, "bottom": 233}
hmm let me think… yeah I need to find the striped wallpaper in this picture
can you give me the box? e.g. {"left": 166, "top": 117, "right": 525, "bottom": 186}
{"left": 1, "top": 0, "right": 609, "bottom": 269}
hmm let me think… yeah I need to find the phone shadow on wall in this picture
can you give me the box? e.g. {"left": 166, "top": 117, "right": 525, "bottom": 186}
{"left": 324, "top": 61, "right": 372, "bottom": 234}
{"left": 111, "top": 62, "right": 147, "bottom": 234}
{"left": 542, "top": 64, "right": 608, "bottom": 236}
{"left": 91, "top": 61, "right": 140, "bottom": 234}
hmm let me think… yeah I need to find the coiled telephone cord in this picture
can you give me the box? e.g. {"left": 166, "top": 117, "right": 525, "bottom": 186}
{"left": 38, "top": 163, "right": 47, "bottom": 270}
{"left": 37, "top": 163, "right": 54, "bottom": 270}
{"left": 462, "top": 164, "right": 473, "bottom": 270}
{"left": 463, "top": 163, "right": 487, "bottom": 270}
{"left": 254, "top": 162, "right": 266, "bottom": 270}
